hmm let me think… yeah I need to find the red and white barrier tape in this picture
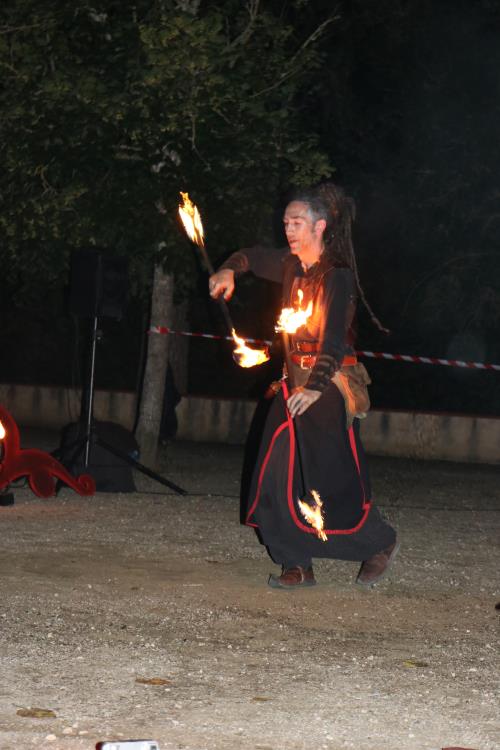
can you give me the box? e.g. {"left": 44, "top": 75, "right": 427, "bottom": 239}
{"left": 149, "top": 326, "right": 268, "bottom": 346}
{"left": 356, "top": 350, "right": 500, "bottom": 371}
{"left": 149, "top": 326, "right": 500, "bottom": 372}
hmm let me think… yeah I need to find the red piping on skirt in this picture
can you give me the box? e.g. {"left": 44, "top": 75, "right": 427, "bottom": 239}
{"left": 246, "top": 380, "right": 372, "bottom": 535}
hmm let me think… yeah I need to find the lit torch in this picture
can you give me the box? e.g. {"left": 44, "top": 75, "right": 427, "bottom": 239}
{"left": 232, "top": 329, "right": 270, "bottom": 369}
{"left": 275, "top": 288, "right": 313, "bottom": 389}
{"left": 275, "top": 289, "right": 313, "bottom": 335}
{"left": 298, "top": 489, "right": 327, "bottom": 541}
{"left": 178, "top": 191, "right": 233, "bottom": 335}
{"left": 0, "top": 421, "right": 5, "bottom": 440}
{"left": 178, "top": 191, "right": 205, "bottom": 251}
{"left": 178, "top": 191, "right": 268, "bottom": 368}
{"left": 276, "top": 288, "right": 321, "bottom": 524}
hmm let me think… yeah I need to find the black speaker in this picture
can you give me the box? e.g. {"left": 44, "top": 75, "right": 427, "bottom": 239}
{"left": 69, "top": 249, "right": 129, "bottom": 320}
{"left": 58, "top": 421, "right": 138, "bottom": 492}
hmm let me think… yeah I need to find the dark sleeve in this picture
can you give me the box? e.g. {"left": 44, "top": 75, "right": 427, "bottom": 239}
{"left": 306, "top": 269, "right": 356, "bottom": 392}
{"left": 220, "top": 245, "right": 288, "bottom": 284}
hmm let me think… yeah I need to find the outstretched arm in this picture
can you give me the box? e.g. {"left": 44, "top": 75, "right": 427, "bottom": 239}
{"left": 209, "top": 245, "right": 288, "bottom": 299}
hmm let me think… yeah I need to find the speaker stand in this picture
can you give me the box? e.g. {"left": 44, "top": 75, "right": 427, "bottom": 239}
{"left": 55, "top": 314, "right": 186, "bottom": 496}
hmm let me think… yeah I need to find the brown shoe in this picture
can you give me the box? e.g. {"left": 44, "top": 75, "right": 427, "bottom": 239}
{"left": 268, "top": 565, "right": 316, "bottom": 589}
{"left": 356, "top": 540, "right": 400, "bottom": 587}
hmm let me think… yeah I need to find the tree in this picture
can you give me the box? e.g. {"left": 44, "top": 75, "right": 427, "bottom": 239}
{"left": 1, "top": 0, "right": 335, "bottom": 463}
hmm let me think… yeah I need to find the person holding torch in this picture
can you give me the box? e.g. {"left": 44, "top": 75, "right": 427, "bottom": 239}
{"left": 209, "top": 182, "right": 398, "bottom": 589}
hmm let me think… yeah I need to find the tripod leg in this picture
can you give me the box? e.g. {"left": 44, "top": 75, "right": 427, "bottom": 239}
{"left": 52, "top": 435, "right": 88, "bottom": 471}
{"left": 95, "top": 437, "right": 187, "bottom": 495}
{"left": 84, "top": 314, "right": 100, "bottom": 467}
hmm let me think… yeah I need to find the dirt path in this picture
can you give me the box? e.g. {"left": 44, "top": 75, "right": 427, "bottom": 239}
{"left": 1, "top": 439, "right": 499, "bottom": 750}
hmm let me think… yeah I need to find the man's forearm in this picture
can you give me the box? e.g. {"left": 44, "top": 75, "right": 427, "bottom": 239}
{"left": 220, "top": 251, "right": 250, "bottom": 276}
{"left": 221, "top": 245, "right": 287, "bottom": 283}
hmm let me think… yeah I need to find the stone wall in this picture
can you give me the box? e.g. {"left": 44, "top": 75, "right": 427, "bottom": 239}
{"left": 1, "top": 384, "right": 499, "bottom": 465}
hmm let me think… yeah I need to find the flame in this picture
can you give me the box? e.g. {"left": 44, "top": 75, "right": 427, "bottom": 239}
{"left": 232, "top": 329, "right": 270, "bottom": 369}
{"left": 275, "top": 288, "right": 313, "bottom": 334}
{"left": 0, "top": 421, "right": 5, "bottom": 440}
{"left": 178, "top": 191, "right": 205, "bottom": 247}
{"left": 298, "top": 489, "right": 327, "bottom": 541}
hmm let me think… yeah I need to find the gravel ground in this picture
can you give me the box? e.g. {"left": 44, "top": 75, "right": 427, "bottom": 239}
{"left": 0, "top": 431, "right": 499, "bottom": 750}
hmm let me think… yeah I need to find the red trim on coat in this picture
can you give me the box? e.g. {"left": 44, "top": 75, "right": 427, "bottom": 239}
{"left": 246, "top": 381, "right": 372, "bottom": 535}
{"left": 325, "top": 422, "right": 371, "bottom": 535}
{"left": 245, "top": 420, "right": 289, "bottom": 526}
{"left": 283, "top": 381, "right": 314, "bottom": 534}
{"left": 348, "top": 424, "right": 361, "bottom": 474}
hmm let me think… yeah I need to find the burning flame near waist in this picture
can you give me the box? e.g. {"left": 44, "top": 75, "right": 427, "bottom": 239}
{"left": 232, "top": 329, "right": 270, "bottom": 369}
{"left": 298, "top": 489, "right": 327, "bottom": 541}
{"left": 276, "top": 289, "right": 313, "bottom": 334}
{"left": 0, "top": 421, "right": 5, "bottom": 440}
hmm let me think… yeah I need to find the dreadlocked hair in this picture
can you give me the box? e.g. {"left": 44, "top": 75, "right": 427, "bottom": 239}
{"left": 292, "top": 182, "right": 389, "bottom": 334}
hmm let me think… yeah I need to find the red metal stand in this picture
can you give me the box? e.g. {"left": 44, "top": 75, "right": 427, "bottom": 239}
{"left": 0, "top": 404, "right": 95, "bottom": 498}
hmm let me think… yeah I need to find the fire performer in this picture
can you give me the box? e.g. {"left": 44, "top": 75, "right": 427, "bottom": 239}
{"left": 209, "top": 182, "right": 398, "bottom": 589}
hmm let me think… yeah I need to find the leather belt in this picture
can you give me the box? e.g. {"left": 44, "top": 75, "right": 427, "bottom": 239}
{"left": 290, "top": 353, "right": 358, "bottom": 369}
{"left": 294, "top": 340, "right": 318, "bottom": 353}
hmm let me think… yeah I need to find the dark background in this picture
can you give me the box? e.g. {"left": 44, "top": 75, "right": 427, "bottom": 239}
{"left": 1, "top": 0, "right": 499, "bottom": 416}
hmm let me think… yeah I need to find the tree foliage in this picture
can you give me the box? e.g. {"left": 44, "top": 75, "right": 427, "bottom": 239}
{"left": 0, "top": 0, "right": 334, "bottom": 301}
{"left": 2, "top": 0, "right": 499, "bottom": 413}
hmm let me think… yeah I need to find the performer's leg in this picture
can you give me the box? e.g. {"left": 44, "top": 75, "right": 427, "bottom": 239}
{"left": 348, "top": 418, "right": 399, "bottom": 586}
{"left": 266, "top": 543, "right": 312, "bottom": 571}
{"left": 355, "top": 538, "right": 400, "bottom": 588}
{"left": 268, "top": 563, "right": 316, "bottom": 589}
{"left": 266, "top": 544, "right": 315, "bottom": 589}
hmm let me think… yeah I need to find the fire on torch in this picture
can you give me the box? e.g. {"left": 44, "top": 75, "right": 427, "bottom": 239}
{"left": 275, "top": 289, "right": 313, "bottom": 335}
{"left": 178, "top": 192, "right": 269, "bottom": 369}
{"left": 232, "top": 329, "right": 270, "bottom": 369}
{"left": 275, "top": 289, "right": 328, "bottom": 541}
{"left": 275, "top": 287, "right": 313, "bottom": 388}
{"left": 0, "top": 419, "right": 5, "bottom": 462}
{"left": 298, "top": 489, "right": 327, "bottom": 541}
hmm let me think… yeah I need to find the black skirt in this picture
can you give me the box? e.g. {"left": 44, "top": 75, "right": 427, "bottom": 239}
{"left": 246, "top": 380, "right": 396, "bottom": 565}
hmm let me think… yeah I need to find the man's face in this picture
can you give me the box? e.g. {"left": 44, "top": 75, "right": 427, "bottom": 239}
{"left": 283, "top": 201, "right": 325, "bottom": 267}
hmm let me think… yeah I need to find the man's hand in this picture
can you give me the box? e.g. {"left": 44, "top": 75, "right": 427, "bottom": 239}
{"left": 209, "top": 269, "right": 235, "bottom": 301}
{"left": 287, "top": 387, "right": 321, "bottom": 417}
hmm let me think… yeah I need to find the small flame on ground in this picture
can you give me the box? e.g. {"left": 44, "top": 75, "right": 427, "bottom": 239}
{"left": 0, "top": 421, "right": 5, "bottom": 440}
{"left": 275, "top": 288, "right": 313, "bottom": 334}
{"left": 178, "top": 191, "right": 205, "bottom": 247}
{"left": 232, "top": 329, "right": 270, "bottom": 368}
{"left": 298, "top": 489, "right": 327, "bottom": 541}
